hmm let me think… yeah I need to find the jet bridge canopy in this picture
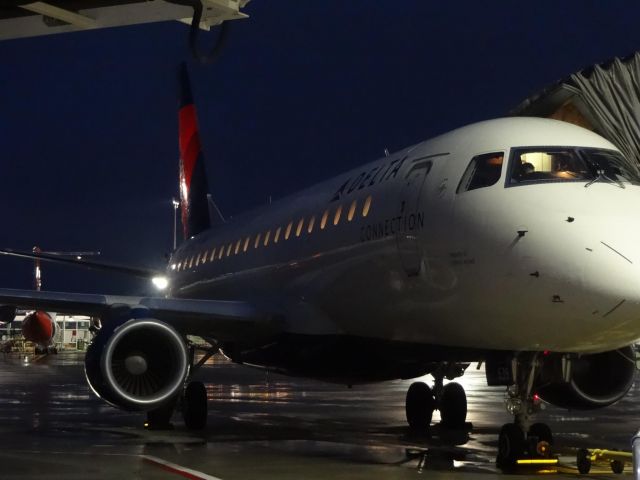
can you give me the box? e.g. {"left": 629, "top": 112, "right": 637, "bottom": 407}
{"left": 511, "top": 52, "right": 640, "bottom": 171}
{"left": 0, "top": 0, "right": 249, "bottom": 41}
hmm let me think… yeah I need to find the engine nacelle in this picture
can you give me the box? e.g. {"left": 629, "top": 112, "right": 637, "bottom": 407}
{"left": 84, "top": 317, "right": 189, "bottom": 411}
{"left": 535, "top": 347, "right": 636, "bottom": 410}
{"left": 22, "top": 310, "right": 56, "bottom": 345}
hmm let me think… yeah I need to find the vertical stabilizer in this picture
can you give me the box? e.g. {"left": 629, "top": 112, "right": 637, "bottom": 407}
{"left": 178, "top": 63, "right": 211, "bottom": 239}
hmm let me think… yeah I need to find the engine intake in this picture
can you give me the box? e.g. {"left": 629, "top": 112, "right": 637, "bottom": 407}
{"left": 536, "top": 347, "right": 636, "bottom": 410}
{"left": 85, "top": 318, "right": 189, "bottom": 411}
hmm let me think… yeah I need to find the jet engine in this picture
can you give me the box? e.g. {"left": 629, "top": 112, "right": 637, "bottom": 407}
{"left": 84, "top": 317, "right": 189, "bottom": 411}
{"left": 535, "top": 347, "right": 636, "bottom": 410}
{"left": 22, "top": 310, "right": 56, "bottom": 345}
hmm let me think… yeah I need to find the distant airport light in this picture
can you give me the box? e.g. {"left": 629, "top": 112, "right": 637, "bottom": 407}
{"left": 152, "top": 276, "right": 169, "bottom": 290}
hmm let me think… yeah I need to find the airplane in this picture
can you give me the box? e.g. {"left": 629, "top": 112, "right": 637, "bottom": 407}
{"left": 0, "top": 63, "right": 639, "bottom": 469}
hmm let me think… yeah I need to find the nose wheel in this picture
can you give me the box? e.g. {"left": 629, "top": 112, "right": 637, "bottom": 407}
{"left": 496, "top": 354, "right": 554, "bottom": 469}
{"left": 497, "top": 423, "right": 525, "bottom": 469}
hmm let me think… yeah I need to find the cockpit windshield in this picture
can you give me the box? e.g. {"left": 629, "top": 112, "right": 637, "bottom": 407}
{"left": 508, "top": 147, "right": 640, "bottom": 187}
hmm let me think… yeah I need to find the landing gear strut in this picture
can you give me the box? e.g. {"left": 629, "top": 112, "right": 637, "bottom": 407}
{"left": 405, "top": 363, "right": 469, "bottom": 431}
{"left": 496, "top": 353, "right": 553, "bottom": 469}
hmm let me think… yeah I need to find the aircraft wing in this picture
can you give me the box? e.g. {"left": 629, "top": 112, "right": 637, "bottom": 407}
{"left": 0, "top": 247, "right": 163, "bottom": 279}
{"left": 0, "top": 0, "right": 250, "bottom": 41}
{"left": 0, "top": 288, "right": 280, "bottom": 342}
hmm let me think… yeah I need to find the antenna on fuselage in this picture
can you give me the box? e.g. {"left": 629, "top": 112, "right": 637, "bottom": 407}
{"left": 384, "top": 148, "right": 390, "bottom": 157}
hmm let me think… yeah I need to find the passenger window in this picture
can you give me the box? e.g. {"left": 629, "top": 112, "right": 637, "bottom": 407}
{"left": 189, "top": 256, "right": 194, "bottom": 269}
{"left": 264, "top": 230, "right": 271, "bottom": 246}
{"left": 333, "top": 205, "right": 343, "bottom": 225}
{"left": 274, "top": 227, "right": 282, "bottom": 243}
{"left": 254, "top": 233, "right": 261, "bottom": 249}
{"left": 362, "top": 196, "right": 372, "bottom": 217}
{"left": 226, "top": 243, "right": 232, "bottom": 257}
{"left": 296, "top": 218, "right": 304, "bottom": 237}
{"left": 320, "top": 209, "right": 329, "bottom": 229}
{"left": 234, "top": 239, "right": 241, "bottom": 255}
{"left": 243, "top": 237, "right": 250, "bottom": 252}
{"left": 308, "top": 215, "right": 316, "bottom": 233}
{"left": 218, "top": 247, "right": 224, "bottom": 260}
{"left": 347, "top": 200, "right": 357, "bottom": 221}
{"left": 195, "top": 253, "right": 201, "bottom": 266}
{"left": 457, "top": 152, "right": 504, "bottom": 193}
{"left": 177, "top": 261, "right": 182, "bottom": 271}
{"left": 210, "top": 248, "right": 217, "bottom": 262}
{"left": 285, "top": 221, "right": 293, "bottom": 240}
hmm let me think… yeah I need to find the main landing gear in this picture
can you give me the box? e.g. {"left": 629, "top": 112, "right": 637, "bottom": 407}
{"left": 145, "top": 344, "right": 215, "bottom": 431}
{"left": 496, "top": 353, "right": 553, "bottom": 470}
{"left": 405, "top": 363, "right": 469, "bottom": 431}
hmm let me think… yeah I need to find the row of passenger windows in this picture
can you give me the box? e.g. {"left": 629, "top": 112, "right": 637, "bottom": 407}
{"left": 171, "top": 195, "right": 373, "bottom": 272}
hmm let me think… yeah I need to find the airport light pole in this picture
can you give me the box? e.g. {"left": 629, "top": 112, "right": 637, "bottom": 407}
{"left": 172, "top": 198, "right": 180, "bottom": 250}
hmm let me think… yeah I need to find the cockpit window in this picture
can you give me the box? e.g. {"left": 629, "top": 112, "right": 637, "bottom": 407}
{"left": 508, "top": 148, "right": 590, "bottom": 184}
{"left": 457, "top": 152, "right": 504, "bottom": 193}
{"left": 583, "top": 149, "right": 640, "bottom": 185}
{"left": 508, "top": 147, "right": 640, "bottom": 186}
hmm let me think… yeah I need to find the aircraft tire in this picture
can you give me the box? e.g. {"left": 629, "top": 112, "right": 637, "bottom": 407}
{"left": 611, "top": 459, "right": 624, "bottom": 474}
{"left": 405, "top": 382, "right": 434, "bottom": 430}
{"left": 577, "top": 448, "right": 591, "bottom": 474}
{"left": 496, "top": 423, "right": 524, "bottom": 470}
{"left": 439, "top": 382, "right": 467, "bottom": 427}
{"left": 183, "top": 381, "right": 208, "bottom": 430}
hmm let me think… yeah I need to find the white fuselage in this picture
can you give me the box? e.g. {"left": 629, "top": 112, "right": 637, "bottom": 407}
{"left": 168, "top": 118, "right": 640, "bottom": 356}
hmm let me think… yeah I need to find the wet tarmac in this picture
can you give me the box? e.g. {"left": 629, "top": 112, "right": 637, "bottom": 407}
{"left": 0, "top": 350, "right": 638, "bottom": 479}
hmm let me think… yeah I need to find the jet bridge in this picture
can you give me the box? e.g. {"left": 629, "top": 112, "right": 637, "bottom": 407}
{"left": 0, "top": 0, "right": 250, "bottom": 40}
{"left": 511, "top": 51, "right": 640, "bottom": 171}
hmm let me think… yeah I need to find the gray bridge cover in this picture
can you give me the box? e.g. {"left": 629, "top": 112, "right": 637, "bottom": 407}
{"left": 512, "top": 52, "right": 640, "bottom": 170}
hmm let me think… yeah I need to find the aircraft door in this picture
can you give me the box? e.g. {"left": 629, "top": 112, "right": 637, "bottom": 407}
{"left": 396, "top": 155, "right": 434, "bottom": 276}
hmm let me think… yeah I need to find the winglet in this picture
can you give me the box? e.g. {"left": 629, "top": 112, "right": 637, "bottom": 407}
{"left": 178, "top": 63, "right": 211, "bottom": 240}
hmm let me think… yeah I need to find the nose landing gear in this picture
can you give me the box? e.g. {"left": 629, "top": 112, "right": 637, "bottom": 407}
{"left": 496, "top": 354, "right": 554, "bottom": 469}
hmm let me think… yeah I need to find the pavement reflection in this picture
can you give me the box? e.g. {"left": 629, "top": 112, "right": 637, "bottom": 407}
{"left": 0, "top": 350, "right": 638, "bottom": 479}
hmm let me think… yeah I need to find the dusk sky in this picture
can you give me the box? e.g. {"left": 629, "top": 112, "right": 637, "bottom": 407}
{"left": 1, "top": 1, "right": 639, "bottom": 295}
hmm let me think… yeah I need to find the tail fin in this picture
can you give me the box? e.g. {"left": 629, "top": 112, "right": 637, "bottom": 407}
{"left": 178, "top": 63, "right": 211, "bottom": 240}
